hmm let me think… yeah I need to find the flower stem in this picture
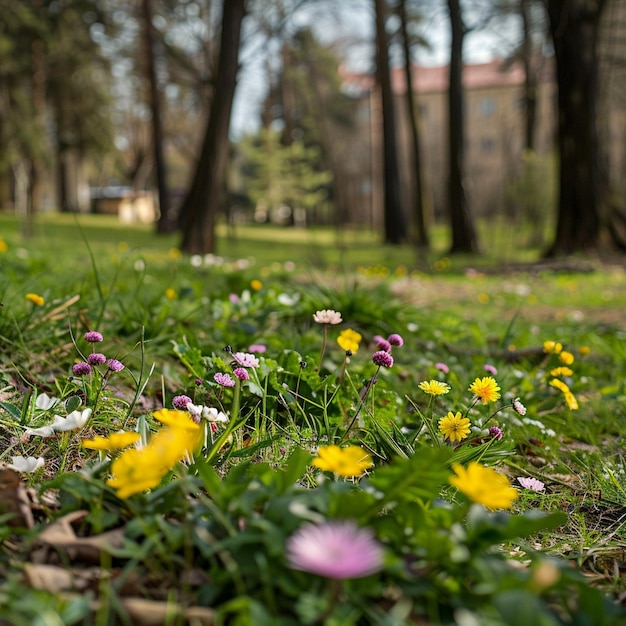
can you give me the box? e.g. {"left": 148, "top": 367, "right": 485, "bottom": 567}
{"left": 341, "top": 367, "right": 380, "bottom": 441}
{"left": 317, "top": 325, "right": 329, "bottom": 373}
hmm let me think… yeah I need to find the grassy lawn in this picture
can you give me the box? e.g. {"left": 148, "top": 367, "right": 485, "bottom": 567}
{"left": 0, "top": 212, "right": 625, "bottom": 624}
{"left": 1, "top": 211, "right": 549, "bottom": 269}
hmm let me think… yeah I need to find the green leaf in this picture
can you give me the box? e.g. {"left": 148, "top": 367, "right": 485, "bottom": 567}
{"left": 466, "top": 507, "right": 567, "bottom": 546}
{"left": 366, "top": 445, "right": 454, "bottom": 512}
{"left": 65, "top": 395, "right": 82, "bottom": 413}
{"left": 0, "top": 401, "right": 21, "bottom": 421}
{"left": 275, "top": 447, "right": 314, "bottom": 494}
{"left": 493, "top": 590, "right": 560, "bottom": 626}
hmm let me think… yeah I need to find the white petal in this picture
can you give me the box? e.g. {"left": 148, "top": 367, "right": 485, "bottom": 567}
{"left": 8, "top": 455, "right": 45, "bottom": 473}
{"left": 24, "top": 425, "right": 56, "bottom": 437}
{"left": 53, "top": 408, "right": 92, "bottom": 431}
{"left": 186, "top": 402, "right": 202, "bottom": 417}
{"left": 35, "top": 393, "right": 60, "bottom": 410}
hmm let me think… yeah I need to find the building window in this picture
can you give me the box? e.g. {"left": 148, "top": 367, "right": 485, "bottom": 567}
{"left": 479, "top": 97, "right": 495, "bottom": 116}
{"left": 481, "top": 138, "right": 496, "bottom": 153}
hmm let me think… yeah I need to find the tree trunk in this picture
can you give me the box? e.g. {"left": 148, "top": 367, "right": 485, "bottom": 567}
{"left": 27, "top": 18, "right": 46, "bottom": 235}
{"left": 520, "top": 0, "right": 538, "bottom": 151}
{"left": 447, "top": 0, "right": 479, "bottom": 253}
{"left": 398, "top": 0, "right": 429, "bottom": 250}
{"left": 545, "top": 0, "right": 625, "bottom": 255}
{"left": 374, "top": 0, "right": 407, "bottom": 244}
{"left": 142, "top": 0, "right": 172, "bottom": 233}
{"left": 179, "top": 0, "right": 246, "bottom": 254}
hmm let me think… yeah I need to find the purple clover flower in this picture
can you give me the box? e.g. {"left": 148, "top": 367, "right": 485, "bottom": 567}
{"left": 248, "top": 344, "right": 266, "bottom": 353}
{"left": 388, "top": 333, "right": 404, "bottom": 347}
{"left": 214, "top": 372, "right": 236, "bottom": 387}
{"left": 84, "top": 330, "right": 103, "bottom": 343}
{"left": 87, "top": 353, "right": 107, "bottom": 366}
{"left": 195, "top": 378, "right": 203, "bottom": 386}
{"left": 372, "top": 351, "right": 394, "bottom": 368}
{"left": 173, "top": 394, "right": 192, "bottom": 410}
{"left": 435, "top": 362, "right": 450, "bottom": 373}
{"left": 233, "top": 367, "right": 249, "bottom": 381}
{"left": 72, "top": 362, "right": 92, "bottom": 376}
{"left": 489, "top": 426, "right": 503, "bottom": 441}
{"left": 376, "top": 338, "right": 392, "bottom": 352}
{"left": 483, "top": 363, "right": 498, "bottom": 375}
{"left": 107, "top": 359, "right": 125, "bottom": 372}
{"left": 286, "top": 521, "right": 383, "bottom": 579}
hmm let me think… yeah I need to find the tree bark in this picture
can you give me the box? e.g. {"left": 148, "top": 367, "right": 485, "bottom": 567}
{"left": 27, "top": 10, "right": 46, "bottom": 235}
{"left": 398, "top": 0, "right": 429, "bottom": 249}
{"left": 447, "top": 0, "right": 479, "bottom": 253}
{"left": 142, "top": 0, "right": 172, "bottom": 233}
{"left": 520, "top": 0, "right": 538, "bottom": 151}
{"left": 374, "top": 0, "right": 407, "bottom": 244}
{"left": 179, "top": 0, "right": 246, "bottom": 254}
{"left": 545, "top": 0, "right": 625, "bottom": 255}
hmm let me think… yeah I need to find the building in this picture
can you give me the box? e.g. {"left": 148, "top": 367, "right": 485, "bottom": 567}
{"left": 342, "top": 58, "right": 557, "bottom": 231}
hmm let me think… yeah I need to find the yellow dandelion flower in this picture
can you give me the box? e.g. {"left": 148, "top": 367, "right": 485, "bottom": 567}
{"left": 418, "top": 380, "right": 451, "bottom": 396}
{"left": 558, "top": 351, "right": 574, "bottom": 365}
{"left": 477, "top": 293, "right": 490, "bottom": 304}
{"left": 118, "top": 241, "right": 129, "bottom": 252}
{"left": 468, "top": 376, "right": 501, "bottom": 404}
{"left": 165, "top": 288, "right": 177, "bottom": 300}
{"left": 250, "top": 279, "right": 263, "bottom": 291}
{"left": 449, "top": 462, "right": 518, "bottom": 510}
{"left": 311, "top": 445, "right": 373, "bottom": 477}
{"left": 83, "top": 431, "right": 141, "bottom": 451}
{"left": 107, "top": 447, "right": 165, "bottom": 499}
{"left": 563, "top": 391, "right": 579, "bottom": 410}
{"left": 153, "top": 408, "right": 199, "bottom": 430}
{"left": 438, "top": 411, "right": 471, "bottom": 442}
{"left": 150, "top": 425, "right": 203, "bottom": 465}
{"left": 549, "top": 379, "right": 579, "bottom": 410}
{"left": 0, "top": 238, "right": 7, "bottom": 253}
{"left": 337, "top": 329, "right": 362, "bottom": 353}
{"left": 578, "top": 346, "right": 591, "bottom": 356}
{"left": 543, "top": 341, "right": 563, "bottom": 354}
{"left": 550, "top": 367, "right": 573, "bottom": 377}
{"left": 549, "top": 378, "right": 569, "bottom": 393}
{"left": 168, "top": 247, "right": 182, "bottom": 259}
{"left": 26, "top": 293, "right": 45, "bottom": 306}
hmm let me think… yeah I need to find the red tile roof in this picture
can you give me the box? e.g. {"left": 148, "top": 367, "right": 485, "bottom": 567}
{"left": 341, "top": 58, "right": 551, "bottom": 97}
{"left": 403, "top": 59, "right": 526, "bottom": 93}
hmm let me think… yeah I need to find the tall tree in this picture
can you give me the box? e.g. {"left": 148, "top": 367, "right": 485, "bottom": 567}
{"left": 374, "top": 0, "right": 407, "bottom": 244}
{"left": 0, "top": 2, "right": 50, "bottom": 233}
{"left": 397, "top": 0, "right": 429, "bottom": 249}
{"left": 47, "top": 0, "right": 115, "bottom": 213}
{"left": 520, "top": 0, "right": 538, "bottom": 151}
{"left": 446, "top": 0, "right": 479, "bottom": 253}
{"left": 289, "top": 29, "right": 356, "bottom": 227}
{"left": 179, "top": 0, "right": 247, "bottom": 254}
{"left": 142, "top": 0, "right": 171, "bottom": 233}
{"left": 545, "top": 0, "right": 626, "bottom": 255}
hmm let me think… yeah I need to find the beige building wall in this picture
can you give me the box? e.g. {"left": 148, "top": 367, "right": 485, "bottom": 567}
{"left": 393, "top": 61, "right": 556, "bottom": 222}
{"left": 342, "top": 59, "right": 558, "bottom": 228}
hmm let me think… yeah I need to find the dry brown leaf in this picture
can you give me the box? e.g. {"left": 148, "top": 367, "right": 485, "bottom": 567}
{"left": 34, "top": 510, "right": 125, "bottom": 563}
{"left": 0, "top": 466, "right": 35, "bottom": 529}
{"left": 22, "top": 563, "right": 74, "bottom": 593}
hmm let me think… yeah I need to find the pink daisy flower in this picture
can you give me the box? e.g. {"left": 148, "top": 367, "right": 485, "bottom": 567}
{"left": 286, "top": 521, "right": 383, "bottom": 579}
